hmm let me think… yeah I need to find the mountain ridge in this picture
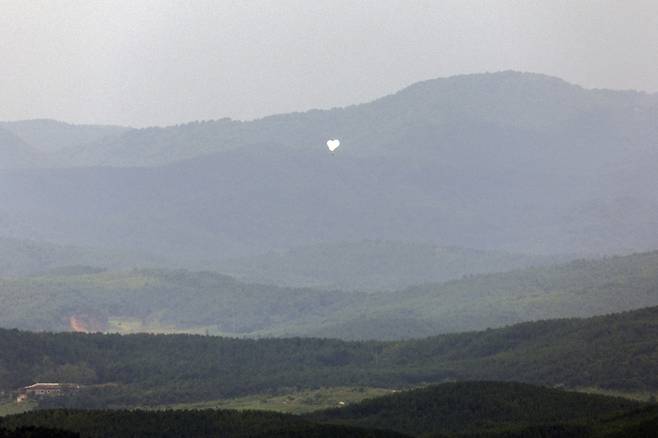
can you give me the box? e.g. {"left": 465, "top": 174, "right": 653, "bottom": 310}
{"left": 2, "top": 71, "right": 658, "bottom": 256}
{"left": 4, "top": 71, "right": 658, "bottom": 168}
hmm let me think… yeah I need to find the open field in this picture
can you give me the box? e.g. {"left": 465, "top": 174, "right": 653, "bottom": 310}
{"left": 154, "top": 387, "right": 397, "bottom": 414}
{"left": 0, "top": 400, "right": 36, "bottom": 417}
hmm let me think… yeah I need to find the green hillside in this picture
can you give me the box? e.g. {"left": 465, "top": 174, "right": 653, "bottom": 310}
{"left": 1, "top": 305, "right": 657, "bottom": 408}
{"left": 1, "top": 385, "right": 657, "bottom": 437}
{"left": 305, "top": 250, "right": 658, "bottom": 339}
{"left": 1, "top": 250, "right": 658, "bottom": 339}
{"left": 0, "top": 269, "right": 362, "bottom": 333}
{"left": 308, "top": 382, "right": 640, "bottom": 436}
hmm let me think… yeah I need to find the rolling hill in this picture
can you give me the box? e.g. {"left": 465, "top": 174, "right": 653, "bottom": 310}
{"left": 1, "top": 384, "right": 657, "bottom": 437}
{"left": 0, "top": 237, "right": 560, "bottom": 289}
{"left": 1, "top": 250, "right": 657, "bottom": 339}
{"left": 1, "top": 304, "right": 657, "bottom": 408}
{"left": 218, "top": 240, "right": 565, "bottom": 291}
{"left": 0, "top": 129, "right": 39, "bottom": 170}
{"left": 299, "top": 250, "right": 658, "bottom": 339}
{"left": 0, "top": 237, "right": 166, "bottom": 278}
{"left": 307, "top": 382, "right": 641, "bottom": 436}
{"left": 0, "top": 120, "right": 130, "bottom": 155}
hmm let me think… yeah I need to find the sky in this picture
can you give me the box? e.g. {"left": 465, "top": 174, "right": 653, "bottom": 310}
{"left": 1, "top": 0, "right": 657, "bottom": 127}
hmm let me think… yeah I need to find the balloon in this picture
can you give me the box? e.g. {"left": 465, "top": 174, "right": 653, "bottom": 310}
{"left": 326, "top": 139, "right": 340, "bottom": 152}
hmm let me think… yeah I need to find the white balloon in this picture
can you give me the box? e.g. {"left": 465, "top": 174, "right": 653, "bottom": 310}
{"left": 326, "top": 139, "right": 340, "bottom": 152}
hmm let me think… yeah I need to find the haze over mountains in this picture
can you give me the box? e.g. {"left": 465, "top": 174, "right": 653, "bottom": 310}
{"left": 3, "top": 70, "right": 658, "bottom": 437}
{"left": 0, "top": 120, "right": 129, "bottom": 169}
{"left": 5, "top": 1, "right": 658, "bottom": 434}
{"left": 1, "top": 72, "right": 658, "bottom": 265}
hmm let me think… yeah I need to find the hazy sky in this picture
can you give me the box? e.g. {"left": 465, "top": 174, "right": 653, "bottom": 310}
{"left": 1, "top": 0, "right": 657, "bottom": 127}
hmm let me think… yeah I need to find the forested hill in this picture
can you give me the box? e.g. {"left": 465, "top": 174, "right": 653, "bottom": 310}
{"left": 30, "top": 72, "right": 658, "bottom": 168}
{"left": 1, "top": 305, "right": 657, "bottom": 407}
{"left": 2, "top": 384, "right": 656, "bottom": 438}
{"left": 2, "top": 250, "right": 658, "bottom": 340}
{"left": 307, "top": 381, "right": 640, "bottom": 436}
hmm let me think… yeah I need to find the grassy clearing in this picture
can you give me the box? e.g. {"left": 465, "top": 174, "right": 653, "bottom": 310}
{"left": 106, "top": 317, "right": 223, "bottom": 336}
{"left": 153, "top": 387, "right": 398, "bottom": 414}
{"left": 0, "top": 400, "right": 36, "bottom": 417}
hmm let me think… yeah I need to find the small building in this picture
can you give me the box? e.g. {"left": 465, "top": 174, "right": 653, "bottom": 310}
{"left": 16, "top": 383, "right": 80, "bottom": 402}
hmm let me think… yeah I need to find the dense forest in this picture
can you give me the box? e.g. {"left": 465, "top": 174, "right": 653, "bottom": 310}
{"left": 2, "top": 250, "right": 658, "bottom": 340}
{"left": 0, "top": 410, "right": 406, "bottom": 438}
{"left": 0, "top": 427, "right": 79, "bottom": 438}
{"left": 1, "top": 305, "right": 657, "bottom": 407}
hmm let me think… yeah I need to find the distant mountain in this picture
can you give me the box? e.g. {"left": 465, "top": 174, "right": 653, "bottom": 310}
{"left": 45, "top": 72, "right": 658, "bottom": 168}
{"left": 0, "top": 237, "right": 165, "bottom": 277}
{"left": 2, "top": 305, "right": 658, "bottom": 407}
{"left": 2, "top": 72, "right": 658, "bottom": 256}
{"left": 0, "top": 128, "right": 40, "bottom": 169}
{"left": 0, "top": 237, "right": 561, "bottom": 289}
{"left": 220, "top": 240, "right": 566, "bottom": 291}
{"left": 0, "top": 119, "right": 130, "bottom": 154}
{"left": 1, "top": 250, "right": 657, "bottom": 339}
